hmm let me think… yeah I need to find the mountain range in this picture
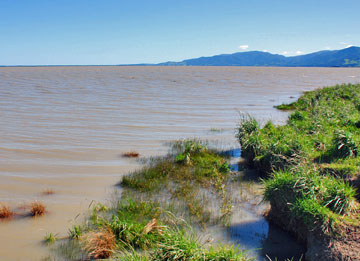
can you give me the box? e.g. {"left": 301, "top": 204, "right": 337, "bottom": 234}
{"left": 148, "top": 46, "right": 360, "bottom": 67}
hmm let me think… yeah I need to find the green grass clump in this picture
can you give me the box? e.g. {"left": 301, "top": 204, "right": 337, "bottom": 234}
{"left": 121, "top": 158, "right": 172, "bottom": 192}
{"left": 75, "top": 197, "right": 249, "bottom": 260}
{"left": 121, "top": 141, "right": 230, "bottom": 188}
{"left": 44, "top": 232, "right": 58, "bottom": 245}
{"left": 291, "top": 198, "right": 338, "bottom": 234}
{"left": 237, "top": 116, "right": 306, "bottom": 174}
{"left": 239, "top": 83, "right": 360, "bottom": 237}
{"left": 264, "top": 167, "right": 357, "bottom": 233}
{"left": 152, "top": 229, "right": 248, "bottom": 260}
{"left": 81, "top": 198, "right": 164, "bottom": 257}
{"left": 121, "top": 140, "right": 229, "bottom": 192}
{"left": 68, "top": 225, "right": 83, "bottom": 239}
{"left": 120, "top": 139, "right": 232, "bottom": 226}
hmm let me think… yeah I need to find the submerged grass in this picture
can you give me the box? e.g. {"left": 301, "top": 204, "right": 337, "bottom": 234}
{"left": 238, "top": 83, "right": 360, "bottom": 237}
{"left": 53, "top": 139, "right": 249, "bottom": 260}
{"left": 121, "top": 140, "right": 232, "bottom": 226}
{"left": 30, "top": 201, "right": 46, "bottom": 217}
{"left": 44, "top": 233, "right": 58, "bottom": 245}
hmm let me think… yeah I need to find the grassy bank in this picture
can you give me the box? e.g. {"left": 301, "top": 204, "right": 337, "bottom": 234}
{"left": 237, "top": 84, "right": 360, "bottom": 247}
{"left": 51, "top": 140, "right": 250, "bottom": 260}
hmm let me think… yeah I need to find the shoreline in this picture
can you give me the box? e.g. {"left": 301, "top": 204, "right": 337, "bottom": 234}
{"left": 238, "top": 83, "right": 360, "bottom": 259}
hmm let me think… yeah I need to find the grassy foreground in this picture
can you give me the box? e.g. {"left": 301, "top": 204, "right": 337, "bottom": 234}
{"left": 52, "top": 140, "right": 250, "bottom": 260}
{"left": 237, "top": 83, "right": 360, "bottom": 241}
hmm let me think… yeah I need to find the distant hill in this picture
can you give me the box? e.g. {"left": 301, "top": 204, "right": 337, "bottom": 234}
{"left": 153, "top": 46, "right": 360, "bottom": 67}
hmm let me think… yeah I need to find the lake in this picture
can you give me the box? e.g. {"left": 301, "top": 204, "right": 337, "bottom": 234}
{"left": 0, "top": 66, "right": 359, "bottom": 260}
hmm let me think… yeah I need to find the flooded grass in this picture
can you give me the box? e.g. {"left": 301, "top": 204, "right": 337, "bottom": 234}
{"left": 0, "top": 204, "right": 14, "bottom": 219}
{"left": 45, "top": 139, "right": 307, "bottom": 260}
{"left": 122, "top": 151, "right": 140, "bottom": 158}
{"left": 121, "top": 140, "right": 233, "bottom": 227}
{"left": 30, "top": 201, "right": 46, "bottom": 217}
{"left": 49, "top": 140, "right": 256, "bottom": 260}
{"left": 44, "top": 233, "right": 58, "bottom": 245}
{"left": 68, "top": 225, "right": 83, "bottom": 239}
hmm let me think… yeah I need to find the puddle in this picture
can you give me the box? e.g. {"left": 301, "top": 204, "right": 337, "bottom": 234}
{"left": 223, "top": 148, "right": 242, "bottom": 158}
{"left": 220, "top": 148, "right": 306, "bottom": 260}
{"left": 228, "top": 219, "right": 268, "bottom": 257}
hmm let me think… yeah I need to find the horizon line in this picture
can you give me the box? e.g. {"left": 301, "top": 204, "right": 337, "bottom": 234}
{"left": 0, "top": 46, "right": 357, "bottom": 67}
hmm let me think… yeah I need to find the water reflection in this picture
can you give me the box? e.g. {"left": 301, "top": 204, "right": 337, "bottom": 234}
{"left": 225, "top": 148, "right": 305, "bottom": 260}
{"left": 229, "top": 219, "right": 268, "bottom": 258}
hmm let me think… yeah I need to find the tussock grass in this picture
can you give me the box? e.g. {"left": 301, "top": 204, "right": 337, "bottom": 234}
{"left": 264, "top": 168, "right": 356, "bottom": 233}
{"left": 83, "top": 228, "right": 116, "bottom": 259}
{"left": 238, "top": 83, "right": 360, "bottom": 236}
{"left": 0, "top": 204, "right": 14, "bottom": 219}
{"left": 237, "top": 115, "right": 306, "bottom": 174}
{"left": 30, "top": 201, "right": 46, "bottom": 216}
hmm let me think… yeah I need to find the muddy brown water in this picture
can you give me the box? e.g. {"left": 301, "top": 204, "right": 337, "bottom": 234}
{"left": 0, "top": 66, "right": 359, "bottom": 260}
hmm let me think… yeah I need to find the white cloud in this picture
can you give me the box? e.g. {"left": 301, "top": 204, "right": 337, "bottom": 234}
{"left": 263, "top": 49, "right": 268, "bottom": 52}
{"left": 295, "top": 51, "right": 303, "bottom": 55}
{"left": 238, "top": 45, "right": 249, "bottom": 50}
{"left": 281, "top": 51, "right": 288, "bottom": 55}
{"left": 345, "top": 44, "right": 353, "bottom": 48}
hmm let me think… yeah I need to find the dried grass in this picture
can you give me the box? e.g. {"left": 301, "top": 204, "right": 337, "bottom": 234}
{"left": 41, "top": 189, "right": 55, "bottom": 196}
{"left": 142, "top": 218, "right": 162, "bottom": 235}
{"left": 0, "top": 204, "right": 14, "bottom": 219}
{"left": 122, "top": 151, "right": 140, "bottom": 158}
{"left": 30, "top": 201, "right": 46, "bottom": 216}
{"left": 84, "top": 228, "right": 116, "bottom": 259}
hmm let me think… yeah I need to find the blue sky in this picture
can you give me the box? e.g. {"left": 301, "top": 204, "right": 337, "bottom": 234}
{"left": 0, "top": 0, "right": 359, "bottom": 65}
